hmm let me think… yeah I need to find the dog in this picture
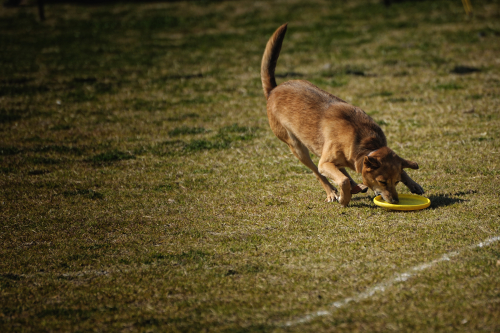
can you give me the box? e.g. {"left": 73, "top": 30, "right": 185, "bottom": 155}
{"left": 261, "top": 23, "right": 424, "bottom": 207}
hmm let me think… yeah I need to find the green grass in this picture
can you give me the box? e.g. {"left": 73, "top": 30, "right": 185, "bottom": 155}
{"left": 1, "top": 0, "right": 500, "bottom": 332}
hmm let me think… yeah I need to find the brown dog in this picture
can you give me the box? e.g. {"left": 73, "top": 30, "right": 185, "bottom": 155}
{"left": 261, "top": 23, "right": 424, "bottom": 206}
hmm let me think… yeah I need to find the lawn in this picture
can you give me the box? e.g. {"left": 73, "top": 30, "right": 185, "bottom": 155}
{"left": 1, "top": 0, "right": 500, "bottom": 332}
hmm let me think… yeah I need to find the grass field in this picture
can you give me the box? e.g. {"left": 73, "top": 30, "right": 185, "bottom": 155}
{"left": 1, "top": 0, "right": 500, "bottom": 331}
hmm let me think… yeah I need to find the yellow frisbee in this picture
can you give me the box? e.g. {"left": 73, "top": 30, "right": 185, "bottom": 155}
{"left": 373, "top": 194, "right": 431, "bottom": 211}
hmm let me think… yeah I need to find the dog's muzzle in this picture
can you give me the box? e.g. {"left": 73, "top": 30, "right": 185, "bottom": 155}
{"left": 376, "top": 191, "right": 398, "bottom": 204}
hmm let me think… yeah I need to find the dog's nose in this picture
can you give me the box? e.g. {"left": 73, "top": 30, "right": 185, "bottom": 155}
{"left": 384, "top": 196, "right": 398, "bottom": 204}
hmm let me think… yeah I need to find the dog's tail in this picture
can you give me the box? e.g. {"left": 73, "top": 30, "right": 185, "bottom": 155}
{"left": 261, "top": 23, "right": 288, "bottom": 99}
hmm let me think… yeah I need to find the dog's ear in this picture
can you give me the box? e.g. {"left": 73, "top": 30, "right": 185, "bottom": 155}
{"left": 364, "top": 156, "right": 380, "bottom": 170}
{"left": 401, "top": 158, "right": 419, "bottom": 170}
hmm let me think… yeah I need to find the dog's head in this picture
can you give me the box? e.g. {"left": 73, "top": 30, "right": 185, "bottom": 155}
{"left": 361, "top": 147, "right": 419, "bottom": 204}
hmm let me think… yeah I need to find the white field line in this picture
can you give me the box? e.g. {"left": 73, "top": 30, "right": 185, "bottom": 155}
{"left": 284, "top": 235, "right": 500, "bottom": 327}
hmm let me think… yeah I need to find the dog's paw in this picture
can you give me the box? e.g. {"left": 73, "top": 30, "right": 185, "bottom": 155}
{"left": 336, "top": 188, "right": 352, "bottom": 207}
{"left": 336, "top": 195, "right": 351, "bottom": 207}
{"left": 351, "top": 184, "right": 368, "bottom": 194}
{"left": 408, "top": 182, "right": 425, "bottom": 195}
{"left": 325, "top": 192, "right": 338, "bottom": 203}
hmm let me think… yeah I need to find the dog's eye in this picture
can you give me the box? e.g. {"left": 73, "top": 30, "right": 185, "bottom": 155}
{"left": 380, "top": 181, "right": 387, "bottom": 186}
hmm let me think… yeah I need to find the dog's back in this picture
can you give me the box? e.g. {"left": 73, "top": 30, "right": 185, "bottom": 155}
{"left": 269, "top": 81, "right": 385, "bottom": 158}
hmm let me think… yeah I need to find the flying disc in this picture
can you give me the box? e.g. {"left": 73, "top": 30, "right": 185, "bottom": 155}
{"left": 373, "top": 194, "right": 431, "bottom": 211}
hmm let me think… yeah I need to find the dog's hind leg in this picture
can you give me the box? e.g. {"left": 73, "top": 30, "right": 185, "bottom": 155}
{"left": 285, "top": 135, "right": 339, "bottom": 203}
{"left": 340, "top": 168, "right": 368, "bottom": 194}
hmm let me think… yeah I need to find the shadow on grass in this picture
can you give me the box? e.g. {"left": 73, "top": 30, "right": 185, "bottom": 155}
{"left": 348, "top": 192, "right": 470, "bottom": 210}
{"left": 62, "top": 189, "right": 104, "bottom": 200}
{"left": 88, "top": 150, "right": 135, "bottom": 164}
{"left": 347, "top": 196, "right": 379, "bottom": 209}
{"left": 428, "top": 194, "right": 467, "bottom": 209}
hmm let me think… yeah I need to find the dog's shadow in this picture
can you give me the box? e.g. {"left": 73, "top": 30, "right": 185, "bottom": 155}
{"left": 349, "top": 195, "right": 379, "bottom": 209}
{"left": 348, "top": 191, "right": 471, "bottom": 210}
{"left": 427, "top": 192, "right": 470, "bottom": 209}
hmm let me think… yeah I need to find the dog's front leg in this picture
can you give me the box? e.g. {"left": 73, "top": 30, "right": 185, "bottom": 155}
{"left": 318, "top": 162, "right": 352, "bottom": 207}
{"left": 401, "top": 170, "right": 424, "bottom": 195}
{"left": 340, "top": 168, "right": 368, "bottom": 194}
